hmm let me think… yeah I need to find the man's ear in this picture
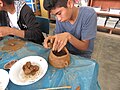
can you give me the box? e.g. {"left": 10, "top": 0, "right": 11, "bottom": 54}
{"left": 0, "top": 0, "right": 3, "bottom": 7}
{"left": 67, "top": 0, "right": 74, "bottom": 8}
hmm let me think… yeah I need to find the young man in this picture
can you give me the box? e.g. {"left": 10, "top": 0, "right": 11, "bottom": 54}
{"left": 43, "top": 0, "right": 97, "bottom": 58}
{"left": 0, "top": 0, "right": 44, "bottom": 45}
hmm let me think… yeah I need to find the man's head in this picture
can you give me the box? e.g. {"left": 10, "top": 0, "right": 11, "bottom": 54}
{"left": 43, "top": 0, "right": 68, "bottom": 11}
{"left": 0, "top": 0, "right": 14, "bottom": 5}
{"left": 44, "top": 0, "right": 75, "bottom": 22}
{"left": 0, "top": 0, "right": 14, "bottom": 10}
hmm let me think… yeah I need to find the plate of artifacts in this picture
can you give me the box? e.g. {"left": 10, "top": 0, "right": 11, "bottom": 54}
{"left": 9, "top": 56, "right": 48, "bottom": 85}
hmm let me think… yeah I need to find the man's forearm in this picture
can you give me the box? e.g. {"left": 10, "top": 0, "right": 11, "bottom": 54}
{"left": 68, "top": 33, "right": 89, "bottom": 51}
{"left": 10, "top": 28, "right": 25, "bottom": 38}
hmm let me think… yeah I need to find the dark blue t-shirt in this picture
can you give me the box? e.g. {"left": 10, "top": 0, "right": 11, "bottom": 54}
{"left": 55, "top": 6, "right": 97, "bottom": 58}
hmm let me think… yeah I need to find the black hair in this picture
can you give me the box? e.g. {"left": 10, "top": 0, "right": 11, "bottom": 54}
{"left": 43, "top": 0, "right": 68, "bottom": 11}
{"left": 1, "top": 0, "right": 14, "bottom": 5}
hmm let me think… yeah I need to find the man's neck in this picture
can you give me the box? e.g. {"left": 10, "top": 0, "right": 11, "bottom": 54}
{"left": 69, "top": 7, "right": 79, "bottom": 24}
{"left": 6, "top": 4, "right": 15, "bottom": 14}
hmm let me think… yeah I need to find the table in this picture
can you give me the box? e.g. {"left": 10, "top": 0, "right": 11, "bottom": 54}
{"left": 0, "top": 36, "right": 100, "bottom": 90}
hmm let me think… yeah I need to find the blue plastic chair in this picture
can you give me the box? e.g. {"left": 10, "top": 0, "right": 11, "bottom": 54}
{"left": 36, "top": 16, "right": 50, "bottom": 36}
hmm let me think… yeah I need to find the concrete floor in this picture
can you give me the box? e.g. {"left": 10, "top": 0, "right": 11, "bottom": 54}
{"left": 92, "top": 32, "right": 120, "bottom": 90}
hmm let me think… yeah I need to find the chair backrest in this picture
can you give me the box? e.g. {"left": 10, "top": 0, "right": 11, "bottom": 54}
{"left": 36, "top": 16, "right": 49, "bottom": 36}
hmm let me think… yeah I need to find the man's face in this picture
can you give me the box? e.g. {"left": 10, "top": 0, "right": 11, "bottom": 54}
{"left": 51, "top": 7, "right": 72, "bottom": 22}
{"left": 0, "top": 0, "right": 3, "bottom": 11}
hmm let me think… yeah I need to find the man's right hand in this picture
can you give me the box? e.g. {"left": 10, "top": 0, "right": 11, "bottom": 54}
{"left": 43, "top": 36, "right": 55, "bottom": 49}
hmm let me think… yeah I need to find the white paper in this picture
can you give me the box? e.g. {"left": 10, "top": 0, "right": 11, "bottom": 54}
{"left": 97, "top": 16, "right": 107, "bottom": 26}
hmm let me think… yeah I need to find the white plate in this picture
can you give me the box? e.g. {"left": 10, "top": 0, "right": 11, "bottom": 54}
{"left": 9, "top": 56, "right": 48, "bottom": 85}
{"left": 0, "top": 69, "right": 9, "bottom": 90}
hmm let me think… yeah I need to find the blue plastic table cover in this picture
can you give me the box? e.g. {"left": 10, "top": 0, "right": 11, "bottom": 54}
{"left": 0, "top": 36, "right": 100, "bottom": 90}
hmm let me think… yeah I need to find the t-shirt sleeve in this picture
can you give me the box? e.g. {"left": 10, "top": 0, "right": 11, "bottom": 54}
{"left": 81, "top": 11, "right": 97, "bottom": 40}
